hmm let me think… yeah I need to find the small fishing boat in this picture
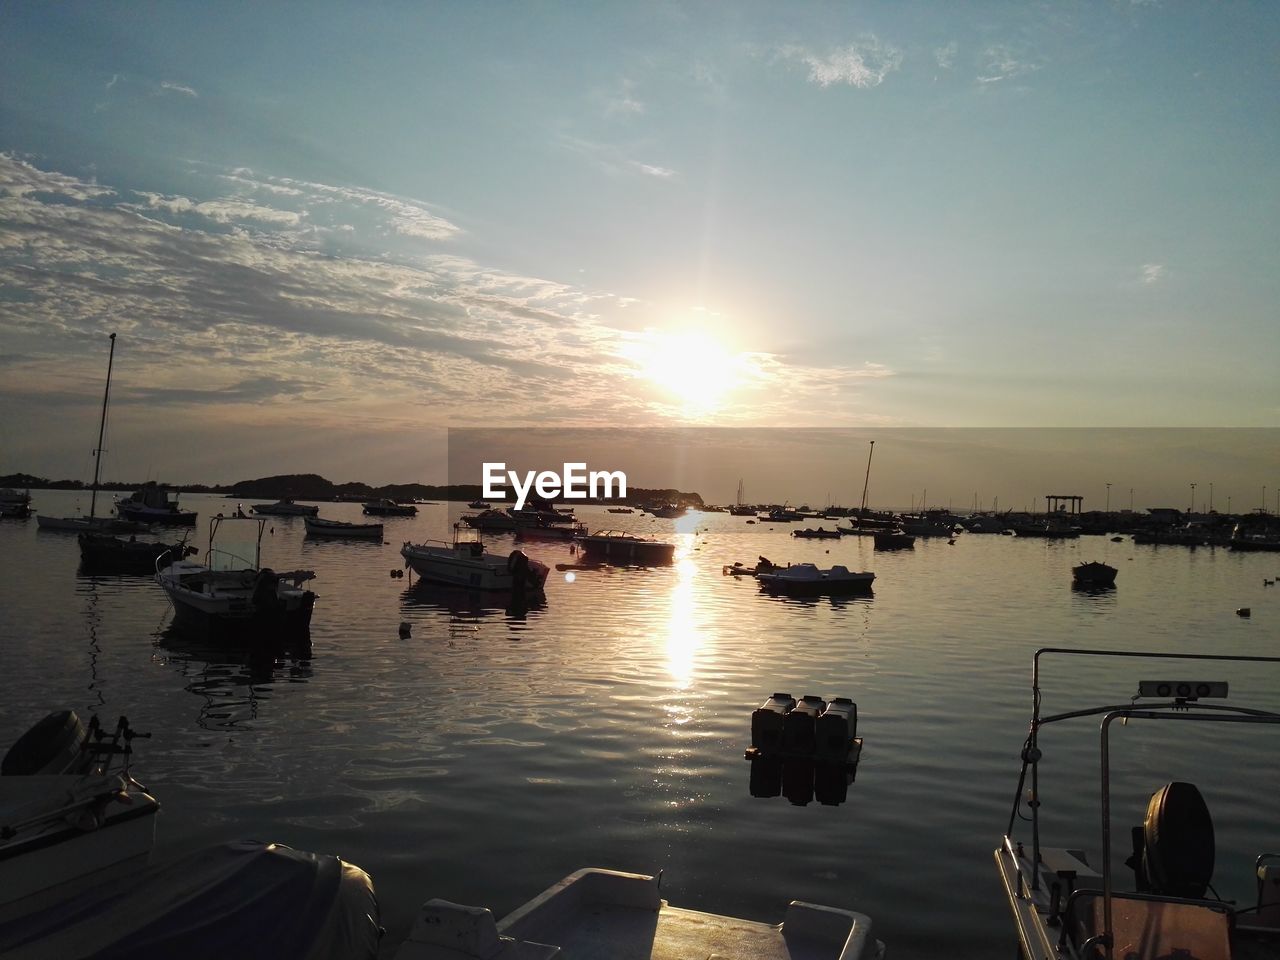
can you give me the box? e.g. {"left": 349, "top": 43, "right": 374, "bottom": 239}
{"left": 756, "top": 563, "right": 875, "bottom": 596}
{"left": 577, "top": 530, "right": 675, "bottom": 565}
{"left": 1072, "top": 560, "right": 1118, "bottom": 588}
{"left": 462, "top": 508, "right": 519, "bottom": 531}
{"left": 251, "top": 498, "right": 319, "bottom": 517}
{"left": 362, "top": 498, "right": 417, "bottom": 517}
{"left": 78, "top": 532, "right": 193, "bottom": 573}
{"left": 0, "top": 488, "right": 31, "bottom": 519}
{"left": 304, "top": 516, "right": 384, "bottom": 539}
{"left": 606, "top": 506, "right": 634, "bottom": 514}
{"left": 155, "top": 516, "right": 316, "bottom": 637}
{"left": 0, "top": 711, "right": 380, "bottom": 956}
{"left": 395, "top": 867, "right": 883, "bottom": 960}
{"left": 116, "top": 483, "right": 197, "bottom": 526}
{"left": 1, "top": 711, "right": 159, "bottom": 922}
{"left": 467, "top": 499, "right": 491, "bottom": 510}
{"left": 995, "top": 648, "right": 1280, "bottom": 960}
{"left": 1012, "top": 520, "right": 1080, "bottom": 539}
{"left": 873, "top": 529, "right": 915, "bottom": 550}
{"left": 791, "top": 527, "right": 841, "bottom": 539}
{"left": 515, "top": 520, "right": 587, "bottom": 541}
{"left": 401, "top": 528, "right": 549, "bottom": 593}
{"left": 722, "top": 556, "right": 782, "bottom": 578}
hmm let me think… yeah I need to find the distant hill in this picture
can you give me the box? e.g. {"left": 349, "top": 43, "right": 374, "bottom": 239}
{"left": 2, "top": 471, "right": 704, "bottom": 506}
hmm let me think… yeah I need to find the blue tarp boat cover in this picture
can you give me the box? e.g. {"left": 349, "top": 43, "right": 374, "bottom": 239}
{"left": 0, "top": 839, "right": 380, "bottom": 960}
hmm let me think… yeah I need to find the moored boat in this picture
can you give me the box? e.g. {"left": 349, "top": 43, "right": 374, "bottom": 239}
{"left": 400, "top": 529, "right": 549, "bottom": 592}
{"left": 873, "top": 529, "right": 915, "bottom": 550}
{"left": 577, "top": 530, "right": 675, "bottom": 565}
{"left": 363, "top": 498, "right": 417, "bottom": 517}
{"left": 0, "top": 488, "right": 31, "bottom": 519}
{"left": 155, "top": 516, "right": 316, "bottom": 637}
{"left": 78, "top": 532, "right": 193, "bottom": 573}
{"left": 251, "top": 498, "right": 319, "bottom": 517}
{"left": 394, "top": 867, "right": 883, "bottom": 960}
{"left": 462, "top": 508, "right": 518, "bottom": 531}
{"left": 0, "top": 712, "right": 159, "bottom": 922}
{"left": 116, "top": 482, "right": 197, "bottom": 526}
{"left": 1072, "top": 559, "right": 1118, "bottom": 588}
{"left": 304, "top": 516, "right": 384, "bottom": 539}
{"left": 757, "top": 563, "right": 875, "bottom": 595}
{"left": 792, "top": 527, "right": 841, "bottom": 539}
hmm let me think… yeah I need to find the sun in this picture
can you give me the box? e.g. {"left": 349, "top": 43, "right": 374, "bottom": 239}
{"left": 621, "top": 330, "right": 747, "bottom": 415}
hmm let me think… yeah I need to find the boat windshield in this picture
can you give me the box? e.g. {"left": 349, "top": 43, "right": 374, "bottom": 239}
{"left": 207, "top": 517, "right": 263, "bottom": 571}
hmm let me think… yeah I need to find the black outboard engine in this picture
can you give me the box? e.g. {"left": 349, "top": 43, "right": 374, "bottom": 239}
{"left": 507, "top": 550, "right": 530, "bottom": 593}
{"left": 1127, "top": 781, "right": 1215, "bottom": 898}
{"left": 252, "top": 568, "right": 282, "bottom": 612}
{"left": 2, "top": 710, "right": 89, "bottom": 776}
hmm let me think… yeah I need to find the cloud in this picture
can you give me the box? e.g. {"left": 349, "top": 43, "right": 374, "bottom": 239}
{"left": 559, "top": 136, "right": 679, "bottom": 181}
{"left": 977, "top": 44, "right": 1041, "bottom": 84}
{"left": 0, "top": 154, "right": 115, "bottom": 202}
{"left": 604, "top": 79, "right": 645, "bottom": 116}
{"left": 130, "top": 191, "right": 305, "bottom": 227}
{"left": 779, "top": 36, "right": 904, "bottom": 89}
{"left": 0, "top": 152, "right": 894, "bottom": 477}
{"left": 159, "top": 81, "right": 198, "bottom": 98}
{"left": 105, "top": 74, "right": 120, "bottom": 90}
{"left": 1141, "top": 263, "right": 1165, "bottom": 285}
{"left": 934, "top": 42, "right": 957, "bottom": 70}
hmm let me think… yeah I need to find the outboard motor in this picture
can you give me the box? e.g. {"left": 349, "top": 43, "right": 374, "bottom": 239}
{"left": 252, "top": 568, "right": 282, "bottom": 612}
{"left": 507, "top": 550, "right": 531, "bottom": 593}
{"left": 1127, "top": 781, "right": 1215, "bottom": 899}
{"left": 2, "top": 710, "right": 89, "bottom": 776}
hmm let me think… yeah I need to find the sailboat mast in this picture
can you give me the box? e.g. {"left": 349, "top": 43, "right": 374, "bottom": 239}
{"left": 858, "top": 440, "right": 875, "bottom": 518}
{"left": 89, "top": 333, "right": 117, "bottom": 520}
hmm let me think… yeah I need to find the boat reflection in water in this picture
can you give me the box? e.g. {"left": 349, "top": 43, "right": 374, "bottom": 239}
{"left": 153, "top": 623, "right": 313, "bottom": 730}
{"left": 399, "top": 579, "right": 546, "bottom": 625}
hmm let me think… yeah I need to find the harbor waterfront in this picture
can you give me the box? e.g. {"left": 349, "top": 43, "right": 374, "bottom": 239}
{"left": 2, "top": 492, "right": 1278, "bottom": 958}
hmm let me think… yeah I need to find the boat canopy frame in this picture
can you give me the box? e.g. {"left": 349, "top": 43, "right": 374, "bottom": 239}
{"left": 1004, "top": 647, "right": 1280, "bottom": 959}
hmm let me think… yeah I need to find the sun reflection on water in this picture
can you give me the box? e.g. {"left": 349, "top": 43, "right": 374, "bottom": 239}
{"left": 665, "top": 547, "right": 702, "bottom": 689}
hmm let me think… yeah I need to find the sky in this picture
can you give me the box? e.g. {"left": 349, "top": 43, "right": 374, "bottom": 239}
{"left": 1, "top": 2, "right": 1277, "bottom": 503}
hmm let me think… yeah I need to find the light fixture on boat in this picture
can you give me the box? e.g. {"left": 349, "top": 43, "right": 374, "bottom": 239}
{"left": 1138, "top": 681, "right": 1228, "bottom": 700}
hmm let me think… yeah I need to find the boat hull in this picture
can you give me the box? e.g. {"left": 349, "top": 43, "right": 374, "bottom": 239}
{"left": 119, "top": 507, "right": 197, "bottom": 526}
{"left": 401, "top": 544, "right": 548, "bottom": 592}
{"left": 157, "top": 566, "right": 316, "bottom": 638}
{"left": 578, "top": 538, "right": 675, "bottom": 565}
{"left": 304, "top": 518, "right": 384, "bottom": 539}
{"left": 757, "top": 574, "right": 875, "bottom": 596}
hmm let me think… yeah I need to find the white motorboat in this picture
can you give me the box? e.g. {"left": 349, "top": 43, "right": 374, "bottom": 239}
{"left": 252, "top": 498, "right": 320, "bottom": 517}
{"left": 363, "top": 498, "right": 417, "bottom": 516}
{"left": 0, "top": 488, "right": 31, "bottom": 519}
{"left": 116, "top": 482, "right": 197, "bottom": 526}
{"left": 305, "top": 516, "right": 384, "bottom": 539}
{"left": 401, "top": 528, "right": 549, "bottom": 592}
{"left": 395, "top": 867, "right": 883, "bottom": 960}
{"left": 577, "top": 530, "right": 675, "bottom": 565}
{"left": 994, "top": 648, "right": 1280, "bottom": 960}
{"left": 0, "top": 711, "right": 159, "bottom": 923}
{"left": 756, "top": 563, "right": 875, "bottom": 595}
{"left": 155, "top": 516, "right": 316, "bottom": 637}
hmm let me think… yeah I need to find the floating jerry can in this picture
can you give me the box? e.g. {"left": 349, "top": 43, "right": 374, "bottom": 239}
{"left": 780, "top": 696, "right": 825, "bottom": 756}
{"left": 814, "top": 697, "right": 857, "bottom": 763}
{"left": 750, "top": 692, "right": 796, "bottom": 754}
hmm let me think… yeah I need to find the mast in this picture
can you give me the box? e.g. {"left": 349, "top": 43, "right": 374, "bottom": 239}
{"left": 89, "top": 333, "right": 117, "bottom": 520}
{"left": 858, "top": 440, "right": 875, "bottom": 519}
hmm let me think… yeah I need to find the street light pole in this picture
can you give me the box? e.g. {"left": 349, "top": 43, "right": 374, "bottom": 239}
{"left": 1105, "top": 482, "right": 1111, "bottom": 513}
{"left": 1189, "top": 482, "right": 1196, "bottom": 516}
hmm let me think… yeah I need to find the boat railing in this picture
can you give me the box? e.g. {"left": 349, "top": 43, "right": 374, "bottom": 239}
{"left": 1008, "top": 647, "right": 1280, "bottom": 960}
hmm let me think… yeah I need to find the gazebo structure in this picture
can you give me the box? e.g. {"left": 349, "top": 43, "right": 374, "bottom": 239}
{"left": 1045, "top": 494, "right": 1083, "bottom": 516}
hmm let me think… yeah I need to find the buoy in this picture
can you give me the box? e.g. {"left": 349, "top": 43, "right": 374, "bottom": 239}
{"left": 1265, "top": 580, "right": 1274, "bottom": 587}
{"left": 1237, "top": 608, "right": 1251, "bottom": 618}
{"left": 390, "top": 569, "right": 398, "bottom": 578}
{"left": 399, "top": 621, "right": 411, "bottom": 637}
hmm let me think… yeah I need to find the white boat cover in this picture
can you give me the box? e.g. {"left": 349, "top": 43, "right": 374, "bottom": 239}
{"left": 0, "top": 839, "right": 380, "bottom": 960}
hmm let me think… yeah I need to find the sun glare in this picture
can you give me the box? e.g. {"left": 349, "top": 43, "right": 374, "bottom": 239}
{"left": 621, "top": 330, "right": 748, "bottom": 416}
